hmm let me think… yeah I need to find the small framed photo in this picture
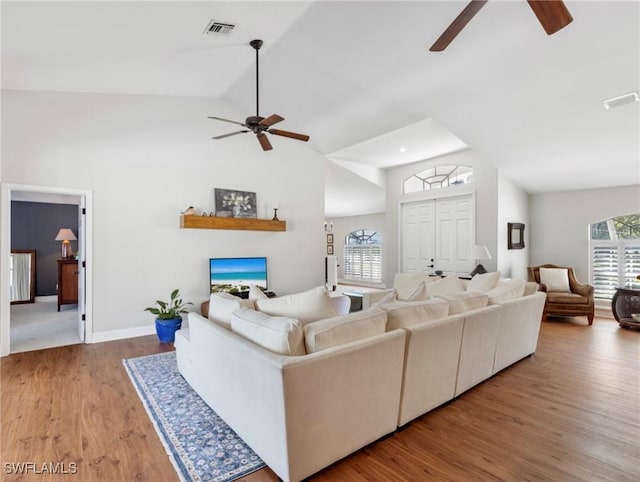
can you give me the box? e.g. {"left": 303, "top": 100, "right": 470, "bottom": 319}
{"left": 214, "top": 188, "right": 257, "bottom": 218}
{"left": 326, "top": 233, "right": 334, "bottom": 244}
{"left": 327, "top": 244, "right": 334, "bottom": 255}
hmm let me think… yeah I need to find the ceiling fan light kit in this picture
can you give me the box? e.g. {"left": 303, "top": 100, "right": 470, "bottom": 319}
{"left": 429, "top": 0, "right": 573, "bottom": 52}
{"left": 208, "top": 39, "right": 310, "bottom": 151}
{"left": 603, "top": 92, "right": 640, "bottom": 110}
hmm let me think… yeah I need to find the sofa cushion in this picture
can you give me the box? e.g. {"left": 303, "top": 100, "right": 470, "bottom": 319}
{"left": 249, "top": 284, "right": 269, "bottom": 301}
{"left": 303, "top": 307, "right": 388, "bottom": 354}
{"left": 395, "top": 272, "right": 433, "bottom": 300}
{"left": 255, "top": 286, "right": 338, "bottom": 324}
{"left": 546, "top": 292, "right": 590, "bottom": 304}
{"left": 208, "top": 292, "right": 254, "bottom": 330}
{"left": 487, "top": 279, "right": 527, "bottom": 304}
{"left": 437, "top": 291, "right": 489, "bottom": 315}
{"left": 230, "top": 307, "right": 305, "bottom": 356}
{"left": 539, "top": 268, "right": 570, "bottom": 292}
{"left": 467, "top": 271, "right": 501, "bottom": 293}
{"left": 426, "top": 276, "right": 465, "bottom": 299}
{"left": 380, "top": 299, "right": 449, "bottom": 330}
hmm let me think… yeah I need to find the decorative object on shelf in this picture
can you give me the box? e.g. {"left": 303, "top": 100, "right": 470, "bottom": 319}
{"left": 144, "top": 289, "right": 193, "bottom": 343}
{"left": 508, "top": 222, "right": 525, "bottom": 249}
{"left": 327, "top": 244, "right": 334, "bottom": 255}
{"left": 55, "top": 228, "right": 77, "bottom": 259}
{"left": 327, "top": 233, "right": 334, "bottom": 244}
{"left": 470, "top": 244, "right": 492, "bottom": 276}
{"left": 181, "top": 206, "right": 196, "bottom": 215}
{"left": 272, "top": 208, "right": 279, "bottom": 221}
{"left": 214, "top": 188, "right": 257, "bottom": 219}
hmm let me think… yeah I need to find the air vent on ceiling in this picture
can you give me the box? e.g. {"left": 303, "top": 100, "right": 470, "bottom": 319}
{"left": 203, "top": 20, "right": 236, "bottom": 36}
{"left": 603, "top": 91, "right": 639, "bottom": 110}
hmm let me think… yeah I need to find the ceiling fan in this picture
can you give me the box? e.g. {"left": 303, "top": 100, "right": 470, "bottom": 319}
{"left": 208, "top": 39, "right": 310, "bottom": 151}
{"left": 429, "top": 0, "right": 573, "bottom": 52}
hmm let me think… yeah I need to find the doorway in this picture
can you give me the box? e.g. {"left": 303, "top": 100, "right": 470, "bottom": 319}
{"left": 1, "top": 183, "right": 93, "bottom": 356}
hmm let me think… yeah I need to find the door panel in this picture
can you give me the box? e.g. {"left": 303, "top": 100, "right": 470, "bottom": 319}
{"left": 402, "top": 202, "right": 436, "bottom": 273}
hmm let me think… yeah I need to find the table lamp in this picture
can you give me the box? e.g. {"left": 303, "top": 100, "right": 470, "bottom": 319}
{"left": 55, "top": 228, "right": 77, "bottom": 259}
{"left": 470, "top": 244, "right": 492, "bottom": 276}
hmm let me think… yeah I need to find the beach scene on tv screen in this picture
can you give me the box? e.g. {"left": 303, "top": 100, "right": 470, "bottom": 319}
{"left": 210, "top": 257, "right": 267, "bottom": 294}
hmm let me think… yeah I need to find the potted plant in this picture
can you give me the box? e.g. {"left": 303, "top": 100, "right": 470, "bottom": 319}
{"left": 144, "top": 289, "right": 192, "bottom": 343}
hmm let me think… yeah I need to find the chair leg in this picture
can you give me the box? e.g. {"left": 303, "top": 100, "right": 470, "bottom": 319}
{"left": 588, "top": 313, "right": 594, "bottom": 325}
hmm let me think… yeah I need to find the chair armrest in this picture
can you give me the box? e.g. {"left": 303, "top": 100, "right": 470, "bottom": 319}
{"left": 572, "top": 283, "right": 594, "bottom": 297}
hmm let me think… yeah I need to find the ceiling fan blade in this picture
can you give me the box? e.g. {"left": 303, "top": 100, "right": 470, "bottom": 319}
{"left": 211, "top": 130, "right": 249, "bottom": 140}
{"left": 257, "top": 133, "right": 273, "bottom": 151}
{"left": 268, "top": 129, "right": 310, "bottom": 142}
{"left": 208, "top": 116, "right": 246, "bottom": 127}
{"left": 429, "top": 0, "right": 488, "bottom": 52}
{"left": 259, "top": 114, "right": 285, "bottom": 127}
{"left": 527, "top": 1, "right": 573, "bottom": 35}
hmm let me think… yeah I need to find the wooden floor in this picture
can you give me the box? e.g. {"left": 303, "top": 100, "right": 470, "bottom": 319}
{"left": 1, "top": 317, "right": 638, "bottom": 481}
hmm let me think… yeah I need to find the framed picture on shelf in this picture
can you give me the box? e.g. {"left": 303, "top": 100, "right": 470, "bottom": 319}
{"left": 327, "top": 244, "right": 334, "bottom": 255}
{"left": 214, "top": 188, "right": 257, "bottom": 218}
{"left": 327, "top": 233, "right": 334, "bottom": 244}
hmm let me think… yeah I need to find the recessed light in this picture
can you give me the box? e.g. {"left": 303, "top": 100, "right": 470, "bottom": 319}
{"left": 603, "top": 91, "right": 639, "bottom": 110}
{"left": 400, "top": 147, "right": 407, "bottom": 153}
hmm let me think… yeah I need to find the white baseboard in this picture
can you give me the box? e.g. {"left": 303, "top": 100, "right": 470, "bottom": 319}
{"left": 35, "top": 295, "right": 57, "bottom": 302}
{"left": 90, "top": 325, "right": 156, "bottom": 344}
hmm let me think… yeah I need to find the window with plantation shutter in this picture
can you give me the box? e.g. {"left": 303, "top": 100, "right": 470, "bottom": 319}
{"left": 590, "top": 214, "right": 640, "bottom": 300}
{"left": 343, "top": 229, "right": 382, "bottom": 283}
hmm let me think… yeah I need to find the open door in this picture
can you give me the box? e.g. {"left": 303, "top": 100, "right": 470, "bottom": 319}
{"left": 76, "top": 199, "right": 86, "bottom": 341}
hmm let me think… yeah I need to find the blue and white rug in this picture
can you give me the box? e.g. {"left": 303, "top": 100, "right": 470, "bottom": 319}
{"left": 123, "top": 352, "right": 265, "bottom": 482}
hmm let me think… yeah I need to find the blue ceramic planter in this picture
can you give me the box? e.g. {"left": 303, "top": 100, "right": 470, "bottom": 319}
{"left": 155, "top": 318, "right": 182, "bottom": 343}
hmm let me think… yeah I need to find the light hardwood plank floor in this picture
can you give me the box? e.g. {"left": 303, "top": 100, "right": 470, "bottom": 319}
{"left": 1, "top": 316, "right": 638, "bottom": 481}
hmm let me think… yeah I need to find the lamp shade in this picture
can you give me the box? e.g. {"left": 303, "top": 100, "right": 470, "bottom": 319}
{"left": 55, "top": 228, "right": 77, "bottom": 241}
{"left": 471, "top": 244, "right": 492, "bottom": 260}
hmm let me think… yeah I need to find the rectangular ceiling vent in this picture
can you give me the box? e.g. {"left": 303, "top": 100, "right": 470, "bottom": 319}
{"left": 203, "top": 20, "right": 236, "bottom": 36}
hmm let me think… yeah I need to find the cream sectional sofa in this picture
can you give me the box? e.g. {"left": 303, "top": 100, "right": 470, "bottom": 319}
{"left": 175, "top": 278, "right": 546, "bottom": 482}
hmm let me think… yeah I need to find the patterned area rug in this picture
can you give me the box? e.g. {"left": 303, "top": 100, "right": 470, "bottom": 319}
{"left": 123, "top": 352, "right": 265, "bottom": 482}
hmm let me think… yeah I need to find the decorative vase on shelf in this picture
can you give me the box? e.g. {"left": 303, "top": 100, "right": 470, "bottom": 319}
{"left": 232, "top": 205, "right": 241, "bottom": 217}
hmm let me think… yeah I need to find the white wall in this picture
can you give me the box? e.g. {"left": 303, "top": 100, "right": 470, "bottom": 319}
{"left": 325, "top": 213, "right": 387, "bottom": 287}
{"left": 529, "top": 184, "right": 640, "bottom": 283}
{"left": 385, "top": 149, "right": 498, "bottom": 287}
{"left": 497, "top": 171, "right": 529, "bottom": 279}
{"left": 0, "top": 90, "right": 326, "bottom": 342}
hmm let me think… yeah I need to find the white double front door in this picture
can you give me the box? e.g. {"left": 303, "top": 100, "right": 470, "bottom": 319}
{"left": 401, "top": 194, "right": 475, "bottom": 275}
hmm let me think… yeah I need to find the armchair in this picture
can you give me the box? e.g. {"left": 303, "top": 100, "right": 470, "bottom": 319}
{"left": 528, "top": 264, "right": 594, "bottom": 325}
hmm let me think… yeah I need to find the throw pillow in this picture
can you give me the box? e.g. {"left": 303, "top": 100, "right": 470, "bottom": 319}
{"left": 404, "top": 281, "right": 429, "bottom": 301}
{"left": 230, "top": 307, "right": 305, "bottom": 356}
{"left": 487, "top": 279, "right": 527, "bottom": 304}
{"left": 426, "top": 276, "right": 465, "bottom": 299}
{"left": 436, "top": 291, "right": 489, "bottom": 314}
{"left": 380, "top": 299, "right": 449, "bottom": 330}
{"left": 303, "top": 307, "right": 388, "bottom": 354}
{"left": 372, "top": 290, "right": 397, "bottom": 306}
{"left": 467, "top": 271, "right": 501, "bottom": 293}
{"left": 249, "top": 284, "right": 268, "bottom": 301}
{"left": 254, "top": 286, "right": 338, "bottom": 325}
{"left": 395, "top": 272, "right": 433, "bottom": 300}
{"left": 539, "top": 268, "right": 570, "bottom": 292}
{"left": 208, "top": 292, "right": 254, "bottom": 330}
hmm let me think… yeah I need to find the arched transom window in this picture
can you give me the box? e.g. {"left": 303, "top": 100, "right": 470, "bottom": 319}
{"left": 403, "top": 165, "right": 473, "bottom": 194}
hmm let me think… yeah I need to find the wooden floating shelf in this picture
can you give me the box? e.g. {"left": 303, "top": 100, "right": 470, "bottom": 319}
{"left": 180, "top": 215, "right": 286, "bottom": 232}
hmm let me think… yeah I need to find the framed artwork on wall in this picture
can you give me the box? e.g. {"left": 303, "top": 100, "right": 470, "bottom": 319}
{"left": 214, "top": 188, "right": 257, "bottom": 218}
{"left": 327, "top": 244, "right": 334, "bottom": 255}
{"left": 508, "top": 222, "right": 525, "bottom": 249}
{"left": 327, "top": 233, "right": 334, "bottom": 244}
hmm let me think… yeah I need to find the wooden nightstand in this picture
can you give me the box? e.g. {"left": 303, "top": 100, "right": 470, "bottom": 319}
{"left": 57, "top": 259, "right": 78, "bottom": 311}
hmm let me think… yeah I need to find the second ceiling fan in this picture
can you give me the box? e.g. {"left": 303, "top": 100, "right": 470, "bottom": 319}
{"left": 430, "top": 0, "right": 573, "bottom": 52}
{"left": 209, "top": 39, "right": 309, "bottom": 151}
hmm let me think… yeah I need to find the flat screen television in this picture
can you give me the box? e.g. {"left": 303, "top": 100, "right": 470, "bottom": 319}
{"left": 209, "top": 257, "right": 268, "bottom": 294}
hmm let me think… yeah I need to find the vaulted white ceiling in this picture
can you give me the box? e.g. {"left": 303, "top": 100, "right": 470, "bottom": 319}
{"left": 3, "top": 1, "right": 639, "bottom": 218}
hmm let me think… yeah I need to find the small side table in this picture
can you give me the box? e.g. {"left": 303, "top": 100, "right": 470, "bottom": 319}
{"left": 611, "top": 288, "right": 640, "bottom": 329}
